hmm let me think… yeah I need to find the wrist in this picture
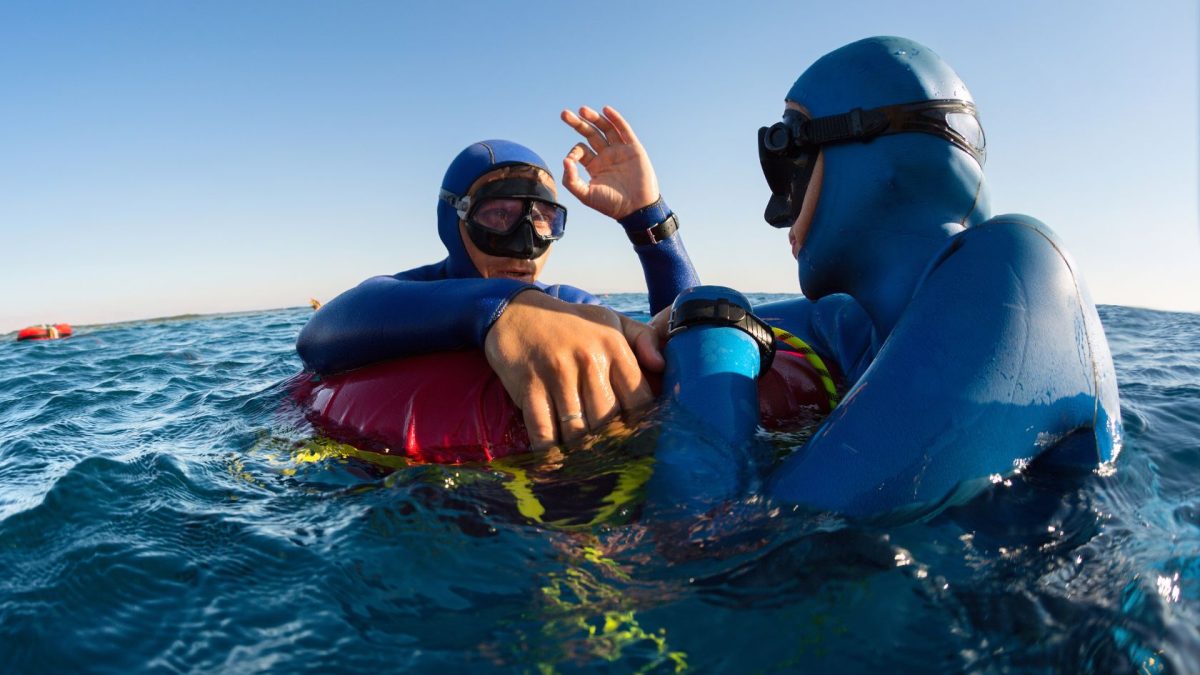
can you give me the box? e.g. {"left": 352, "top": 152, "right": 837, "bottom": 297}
{"left": 484, "top": 285, "right": 544, "bottom": 343}
{"left": 619, "top": 196, "right": 679, "bottom": 246}
{"left": 618, "top": 196, "right": 671, "bottom": 232}
{"left": 625, "top": 214, "right": 679, "bottom": 246}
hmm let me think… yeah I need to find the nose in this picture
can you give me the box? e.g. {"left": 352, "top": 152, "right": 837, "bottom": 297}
{"left": 516, "top": 218, "right": 537, "bottom": 257}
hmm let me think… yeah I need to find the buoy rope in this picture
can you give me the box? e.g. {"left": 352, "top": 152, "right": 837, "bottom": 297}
{"left": 770, "top": 326, "right": 840, "bottom": 408}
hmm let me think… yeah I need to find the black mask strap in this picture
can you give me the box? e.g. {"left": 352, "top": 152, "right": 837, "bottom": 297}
{"left": 764, "top": 99, "right": 986, "bottom": 166}
{"left": 758, "top": 98, "right": 986, "bottom": 227}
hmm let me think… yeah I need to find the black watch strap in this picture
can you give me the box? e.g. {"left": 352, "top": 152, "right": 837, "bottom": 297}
{"left": 625, "top": 213, "right": 679, "bottom": 246}
{"left": 667, "top": 296, "right": 777, "bottom": 373}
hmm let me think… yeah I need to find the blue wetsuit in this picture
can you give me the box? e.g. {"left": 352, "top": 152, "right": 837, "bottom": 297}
{"left": 297, "top": 140, "right": 698, "bottom": 375}
{"left": 659, "top": 37, "right": 1122, "bottom": 520}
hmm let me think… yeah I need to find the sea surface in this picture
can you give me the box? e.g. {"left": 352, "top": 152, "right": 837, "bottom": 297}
{"left": 1, "top": 295, "right": 1197, "bottom": 673}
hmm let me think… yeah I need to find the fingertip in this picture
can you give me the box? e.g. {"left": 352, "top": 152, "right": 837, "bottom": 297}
{"left": 523, "top": 411, "right": 553, "bottom": 449}
{"left": 519, "top": 387, "right": 558, "bottom": 451}
{"left": 621, "top": 359, "right": 656, "bottom": 409}
{"left": 637, "top": 332, "right": 666, "bottom": 372}
{"left": 530, "top": 436, "right": 556, "bottom": 452}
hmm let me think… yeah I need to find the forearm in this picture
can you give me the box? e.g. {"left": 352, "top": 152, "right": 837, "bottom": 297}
{"left": 296, "top": 275, "right": 537, "bottom": 375}
{"left": 619, "top": 197, "right": 701, "bottom": 314}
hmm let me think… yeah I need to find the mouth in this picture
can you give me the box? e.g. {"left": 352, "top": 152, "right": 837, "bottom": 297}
{"left": 495, "top": 269, "right": 535, "bottom": 282}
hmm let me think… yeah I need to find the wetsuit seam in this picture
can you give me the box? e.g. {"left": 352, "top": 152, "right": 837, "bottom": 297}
{"left": 479, "top": 141, "right": 496, "bottom": 165}
{"left": 1023, "top": 224, "right": 1105, "bottom": 431}
{"left": 960, "top": 174, "right": 985, "bottom": 229}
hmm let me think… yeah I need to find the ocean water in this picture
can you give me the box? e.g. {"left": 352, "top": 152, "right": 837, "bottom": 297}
{"left": 1, "top": 296, "right": 1197, "bottom": 673}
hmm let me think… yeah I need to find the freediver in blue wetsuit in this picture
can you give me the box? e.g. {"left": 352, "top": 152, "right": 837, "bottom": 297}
{"left": 697, "top": 36, "right": 1122, "bottom": 518}
{"left": 297, "top": 106, "right": 698, "bottom": 447}
{"left": 481, "top": 38, "right": 1122, "bottom": 520}
{"left": 744, "top": 36, "right": 1118, "bottom": 514}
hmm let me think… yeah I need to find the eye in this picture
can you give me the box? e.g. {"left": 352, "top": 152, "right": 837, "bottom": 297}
{"left": 479, "top": 206, "right": 512, "bottom": 220}
{"left": 473, "top": 199, "right": 524, "bottom": 229}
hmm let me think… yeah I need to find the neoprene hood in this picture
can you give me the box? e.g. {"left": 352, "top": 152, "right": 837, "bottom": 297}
{"left": 786, "top": 36, "right": 993, "bottom": 332}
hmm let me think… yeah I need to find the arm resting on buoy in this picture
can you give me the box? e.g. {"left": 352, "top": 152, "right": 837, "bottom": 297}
{"left": 297, "top": 275, "right": 538, "bottom": 375}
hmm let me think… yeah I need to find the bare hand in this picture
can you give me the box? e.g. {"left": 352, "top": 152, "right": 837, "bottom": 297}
{"left": 484, "top": 290, "right": 665, "bottom": 450}
{"left": 561, "top": 105, "right": 660, "bottom": 220}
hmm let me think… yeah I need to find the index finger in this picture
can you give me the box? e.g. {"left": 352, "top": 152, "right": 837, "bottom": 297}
{"left": 602, "top": 106, "right": 641, "bottom": 146}
{"left": 560, "top": 108, "right": 609, "bottom": 153}
{"left": 579, "top": 106, "right": 626, "bottom": 145}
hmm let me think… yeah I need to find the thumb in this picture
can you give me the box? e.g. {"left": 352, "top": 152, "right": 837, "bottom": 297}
{"left": 561, "top": 157, "right": 588, "bottom": 202}
{"left": 622, "top": 317, "right": 665, "bottom": 374}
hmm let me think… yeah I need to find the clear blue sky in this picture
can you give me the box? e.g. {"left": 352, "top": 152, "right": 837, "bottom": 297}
{"left": 2, "top": 1, "right": 1197, "bottom": 333}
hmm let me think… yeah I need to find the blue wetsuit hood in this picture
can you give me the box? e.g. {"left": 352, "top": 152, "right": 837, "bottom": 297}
{"left": 786, "top": 36, "right": 992, "bottom": 334}
{"left": 438, "top": 140, "right": 552, "bottom": 278}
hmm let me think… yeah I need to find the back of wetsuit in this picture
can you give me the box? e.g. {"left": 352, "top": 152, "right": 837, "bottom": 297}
{"left": 750, "top": 37, "right": 1120, "bottom": 519}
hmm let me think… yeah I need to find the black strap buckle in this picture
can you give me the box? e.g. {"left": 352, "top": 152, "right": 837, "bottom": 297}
{"left": 626, "top": 213, "right": 679, "bottom": 246}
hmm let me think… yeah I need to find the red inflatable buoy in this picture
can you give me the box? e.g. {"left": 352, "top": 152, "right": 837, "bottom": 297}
{"left": 758, "top": 350, "right": 838, "bottom": 426}
{"left": 293, "top": 350, "right": 529, "bottom": 464}
{"left": 16, "top": 323, "right": 73, "bottom": 342}
{"left": 293, "top": 346, "right": 837, "bottom": 465}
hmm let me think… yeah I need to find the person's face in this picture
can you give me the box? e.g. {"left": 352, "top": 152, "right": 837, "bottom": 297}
{"left": 784, "top": 101, "right": 824, "bottom": 260}
{"left": 459, "top": 168, "right": 555, "bottom": 282}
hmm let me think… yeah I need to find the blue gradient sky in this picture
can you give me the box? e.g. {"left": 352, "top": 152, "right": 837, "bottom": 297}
{"left": 3, "top": 1, "right": 1197, "bottom": 333}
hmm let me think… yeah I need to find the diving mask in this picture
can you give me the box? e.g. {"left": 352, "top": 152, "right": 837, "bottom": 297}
{"left": 440, "top": 177, "right": 568, "bottom": 260}
{"left": 758, "top": 98, "right": 986, "bottom": 227}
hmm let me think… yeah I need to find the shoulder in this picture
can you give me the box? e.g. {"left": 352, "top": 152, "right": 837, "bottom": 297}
{"left": 944, "top": 214, "right": 1073, "bottom": 268}
{"left": 920, "top": 214, "right": 1085, "bottom": 299}
{"left": 391, "top": 259, "right": 451, "bottom": 281}
{"left": 897, "top": 213, "right": 1113, "bottom": 417}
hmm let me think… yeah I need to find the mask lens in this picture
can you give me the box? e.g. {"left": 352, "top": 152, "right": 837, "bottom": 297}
{"left": 471, "top": 198, "right": 525, "bottom": 233}
{"left": 759, "top": 138, "right": 799, "bottom": 196}
{"left": 944, "top": 111, "right": 986, "bottom": 164}
{"left": 470, "top": 199, "right": 565, "bottom": 238}
{"left": 463, "top": 175, "right": 569, "bottom": 258}
{"left": 529, "top": 201, "right": 567, "bottom": 238}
